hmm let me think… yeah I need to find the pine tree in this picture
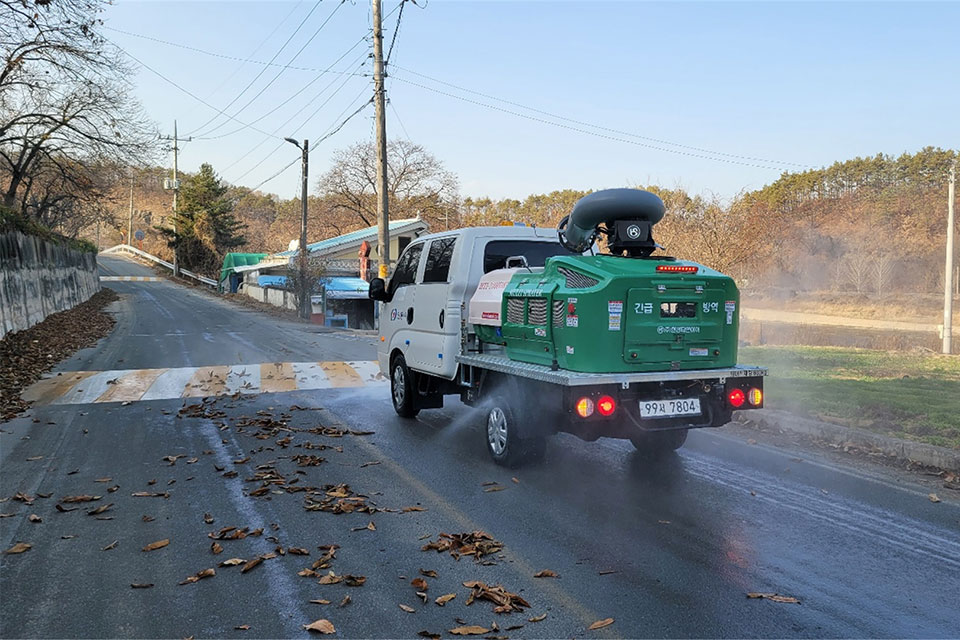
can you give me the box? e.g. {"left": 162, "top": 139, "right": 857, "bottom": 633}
{"left": 160, "top": 164, "right": 246, "bottom": 276}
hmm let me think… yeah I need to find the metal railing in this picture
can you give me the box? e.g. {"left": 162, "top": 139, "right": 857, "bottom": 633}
{"left": 101, "top": 244, "right": 218, "bottom": 288}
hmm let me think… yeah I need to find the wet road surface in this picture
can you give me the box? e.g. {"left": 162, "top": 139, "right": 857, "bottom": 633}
{"left": 1, "top": 256, "right": 958, "bottom": 638}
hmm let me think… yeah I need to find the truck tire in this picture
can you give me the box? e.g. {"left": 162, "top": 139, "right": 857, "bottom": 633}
{"left": 390, "top": 353, "right": 420, "bottom": 418}
{"left": 630, "top": 429, "right": 688, "bottom": 457}
{"left": 484, "top": 387, "right": 546, "bottom": 467}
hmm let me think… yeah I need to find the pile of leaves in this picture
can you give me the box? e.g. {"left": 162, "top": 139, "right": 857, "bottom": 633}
{"left": 421, "top": 531, "right": 504, "bottom": 563}
{"left": 1, "top": 288, "right": 118, "bottom": 421}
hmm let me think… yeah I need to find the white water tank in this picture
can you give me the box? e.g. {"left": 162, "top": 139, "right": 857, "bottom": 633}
{"left": 468, "top": 268, "right": 523, "bottom": 327}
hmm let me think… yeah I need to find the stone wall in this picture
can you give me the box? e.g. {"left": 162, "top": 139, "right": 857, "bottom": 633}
{"left": 0, "top": 231, "right": 100, "bottom": 339}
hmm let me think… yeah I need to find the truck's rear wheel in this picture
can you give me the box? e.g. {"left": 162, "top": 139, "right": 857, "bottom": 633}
{"left": 484, "top": 397, "right": 545, "bottom": 467}
{"left": 630, "top": 429, "right": 688, "bottom": 457}
{"left": 391, "top": 354, "right": 420, "bottom": 418}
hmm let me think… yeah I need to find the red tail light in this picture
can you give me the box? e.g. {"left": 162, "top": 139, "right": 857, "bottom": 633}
{"left": 656, "top": 265, "right": 698, "bottom": 273}
{"left": 597, "top": 395, "right": 616, "bottom": 417}
{"left": 727, "top": 388, "right": 745, "bottom": 408}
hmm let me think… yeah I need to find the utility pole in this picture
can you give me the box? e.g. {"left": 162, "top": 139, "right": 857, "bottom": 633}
{"left": 285, "top": 137, "right": 311, "bottom": 320}
{"left": 160, "top": 121, "right": 191, "bottom": 278}
{"left": 372, "top": 0, "right": 390, "bottom": 278}
{"left": 944, "top": 158, "right": 956, "bottom": 355}
{"left": 127, "top": 172, "right": 134, "bottom": 246}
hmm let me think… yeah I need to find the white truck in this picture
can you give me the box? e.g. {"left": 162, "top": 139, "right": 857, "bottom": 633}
{"left": 369, "top": 192, "right": 766, "bottom": 467}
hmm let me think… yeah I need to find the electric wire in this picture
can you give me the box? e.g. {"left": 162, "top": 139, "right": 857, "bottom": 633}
{"left": 103, "top": 24, "right": 366, "bottom": 77}
{"left": 244, "top": 95, "right": 373, "bottom": 193}
{"left": 105, "top": 38, "right": 277, "bottom": 139}
{"left": 194, "top": 0, "right": 349, "bottom": 139}
{"left": 224, "top": 54, "right": 369, "bottom": 175}
{"left": 384, "top": 0, "right": 407, "bottom": 65}
{"left": 197, "top": 37, "right": 370, "bottom": 141}
{"left": 204, "top": 0, "right": 304, "bottom": 99}
{"left": 184, "top": 0, "right": 325, "bottom": 137}
{"left": 390, "top": 65, "right": 804, "bottom": 168}
{"left": 389, "top": 73, "right": 790, "bottom": 170}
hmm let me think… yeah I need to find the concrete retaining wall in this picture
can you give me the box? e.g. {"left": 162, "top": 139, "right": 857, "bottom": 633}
{"left": 242, "top": 283, "right": 297, "bottom": 311}
{"left": 0, "top": 231, "right": 100, "bottom": 339}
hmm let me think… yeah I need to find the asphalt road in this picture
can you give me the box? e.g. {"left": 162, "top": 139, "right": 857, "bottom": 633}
{"left": 2, "top": 256, "right": 958, "bottom": 639}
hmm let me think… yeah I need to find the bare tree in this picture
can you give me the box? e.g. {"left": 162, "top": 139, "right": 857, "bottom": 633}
{"left": 0, "top": 0, "right": 157, "bottom": 225}
{"left": 317, "top": 139, "right": 458, "bottom": 230}
{"left": 871, "top": 249, "right": 896, "bottom": 299}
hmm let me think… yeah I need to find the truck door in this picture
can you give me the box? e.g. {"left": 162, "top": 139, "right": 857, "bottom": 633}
{"left": 382, "top": 241, "right": 424, "bottom": 368}
{"left": 408, "top": 236, "right": 459, "bottom": 378}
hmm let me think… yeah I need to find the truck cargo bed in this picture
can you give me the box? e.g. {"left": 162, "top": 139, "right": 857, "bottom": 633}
{"left": 456, "top": 352, "right": 767, "bottom": 387}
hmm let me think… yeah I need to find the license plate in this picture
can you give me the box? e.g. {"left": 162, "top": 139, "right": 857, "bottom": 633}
{"left": 639, "top": 398, "right": 701, "bottom": 418}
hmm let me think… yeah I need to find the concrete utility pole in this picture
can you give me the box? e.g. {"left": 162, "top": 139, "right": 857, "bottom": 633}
{"left": 944, "top": 158, "right": 956, "bottom": 354}
{"left": 285, "top": 137, "right": 311, "bottom": 320}
{"left": 127, "top": 172, "right": 134, "bottom": 246}
{"left": 160, "top": 121, "right": 191, "bottom": 278}
{"left": 372, "top": 0, "right": 390, "bottom": 278}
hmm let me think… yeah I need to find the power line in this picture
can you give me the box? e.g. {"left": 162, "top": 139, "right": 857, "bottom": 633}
{"left": 184, "top": 0, "right": 325, "bottom": 137}
{"left": 390, "top": 64, "right": 805, "bottom": 169}
{"left": 105, "top": 38, "right": 277, "bottom": 139}
{"left": 203, "top": 1, "right": 304, "bottom": 99}
{"left": 384, "top": 0, "right": 407, "bottom": 65}
{"left": 389, "top": 72, "right": 792, "bottom": 170}
{"left": 194, "top": 0, "right": 349, "bottom": 139}
{"left": 103, "top": 24, "right": 365, "bottom": 77}
{"left": 224, "top": 55, "right": 369, "bottom": 175}
{"left": 245, "top": 96, "right": 373, "bottom": 193}
{"left": 197, "top": 38, "right": 370, "bottom": 141}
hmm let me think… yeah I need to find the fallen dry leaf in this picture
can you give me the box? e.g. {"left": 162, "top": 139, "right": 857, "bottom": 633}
{"left": 747, "top": 592, "right": 801, "bottom": 604}
{"left": 533, "top": 569, "right": 558, "bottom": 578}
{"left": 310, "top": 599, "right": 331, "bottom": 605}
{"left": 449, "top": 626, "right": 490, "bottom": 635}
{"left": 87, "top": 503, "right": 113, "bottom": 516}
{"left": 339, "top": 595, "right": 351, "bottom": 607}
{"left": 929, "top": 493, "right": 941, "bottom": 503}
{"left": 303, "top": 619, "right": 336, "bottom": 634}
{"left": 94, "top": 477, "right": 112, "bottom": 483}
{"left": 61, "top": 495, "right": 101, "bottom": 503}
{"left": 367, "top": 521, "right": 376, "bottom": 531}
{"left": 419, "top": 568, "right": 438, "bottom": 578}
{"left": 220, "top": 558, "right": 246, "bottom": 566}
{"left": 528, "top": 614, "right": 547, "bottom": 623}
{"left": 234, "top": 625, "right": 250, "bottom": 631}
{"left": 211, "top": 542, "right": 223, "bottom": 555}
{"left": 55, "top": 504, "right": 77, "bottom": 513}
{"left": 589, "top": 618, "right": 614, "bottom": 630}
{"left": 5, "top": 542, "right": 31, "bottom": 554}
{"left": 102, "top": 540, "right": 118, "bottom": 551}
{"left": 411, "top": 577, "right": 429, "bottom": 591}
{"left": 402, "top": 506, "right": 426, "bottom": 512}
{"left": 483, "top": 486, "right": 506, "bottom": 493}
{"left": 179, "top": 568, "right": 216, "bottom": 585}
{"left": 142, "top": 539, "right": 170, "bottom": 552}
{"left": 288, "top": 547, "right": 310, "bottom": 556}
{"left": 435, "top": 593, "right": 456, "bottom": 606}
{"left": 28, "top": 514, "right": 41, "bottom": 523}
{"left": 203, "top": 513, "right": 214, "bottom": 524}
{"left": 241, "top": 556, "right": 263, "bottom": 573}
{"left": 130, "top": 583, "right": 154, "bottom": 589}
{"left": 399, "top": 604, "right": 416, "bottom": 613}
{"left": 418, "top": 632, "right": 441, "bottom": 640}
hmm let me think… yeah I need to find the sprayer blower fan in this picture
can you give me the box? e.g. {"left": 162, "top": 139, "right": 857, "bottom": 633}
{"left": 557, "top": 188, "right": 666, "bottom": 258}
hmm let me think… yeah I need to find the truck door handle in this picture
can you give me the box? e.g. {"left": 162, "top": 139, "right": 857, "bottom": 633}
{"left": 407, "top": 307, "right": 414, "bottom": 324}
{"left": 439, "top": 309, "right": 445, "bottom": 328}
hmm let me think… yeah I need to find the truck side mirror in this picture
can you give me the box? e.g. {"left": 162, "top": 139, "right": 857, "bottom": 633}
{"left": 369, "top": 277, "right": 388, "bottom": 302}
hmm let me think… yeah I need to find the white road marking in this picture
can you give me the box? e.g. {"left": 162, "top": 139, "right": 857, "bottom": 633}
{"left": 100, "top": 276, "right": 163, "bottom": 282}
{"left": 26, "top": 361, "right": 387, "bottom": 405}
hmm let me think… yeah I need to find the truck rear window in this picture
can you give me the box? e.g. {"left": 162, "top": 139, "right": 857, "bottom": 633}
{"left": 483, "top": 240, "right": 576, "bottom": 273}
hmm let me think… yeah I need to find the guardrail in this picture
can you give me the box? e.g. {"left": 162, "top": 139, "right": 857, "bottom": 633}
{"left": 101, "top": 244, "right": 218, "bottom": 288}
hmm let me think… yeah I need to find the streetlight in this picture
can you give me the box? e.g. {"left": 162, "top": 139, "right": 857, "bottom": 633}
{"left": 285, "top": 137, "right": 310, "bottom": 321}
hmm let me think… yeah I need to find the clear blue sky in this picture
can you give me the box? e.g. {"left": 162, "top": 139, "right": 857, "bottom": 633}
{"left": 104, "top": 1, "right": 959, "bottom": 202}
